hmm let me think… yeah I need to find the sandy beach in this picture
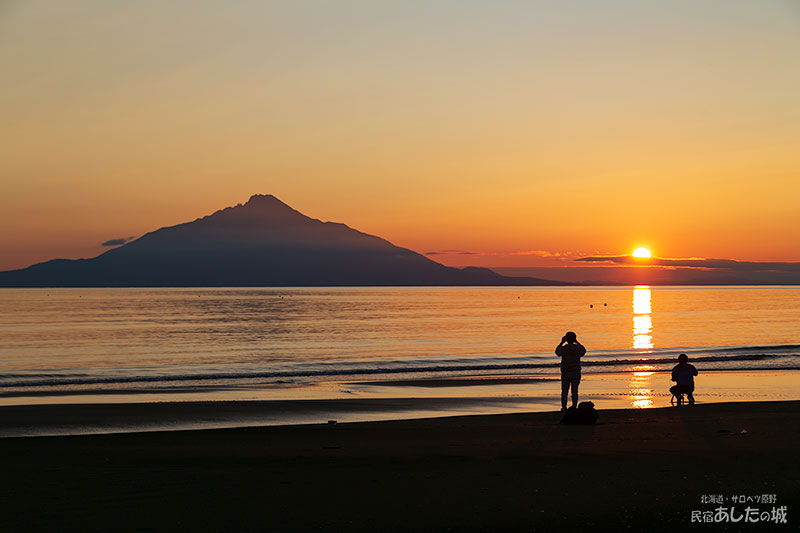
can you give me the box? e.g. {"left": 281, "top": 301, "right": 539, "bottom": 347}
{"left": 1, "top": 400, "right": 796, "bottom": 531}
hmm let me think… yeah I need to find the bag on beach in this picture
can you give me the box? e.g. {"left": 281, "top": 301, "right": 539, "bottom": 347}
{"left": 560, "top": 401, "right": 598, "bottom": 425}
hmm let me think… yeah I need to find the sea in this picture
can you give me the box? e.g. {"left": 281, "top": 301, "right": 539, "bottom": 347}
{"left": 1, "top": 286, "right": 799, "bottom": 430}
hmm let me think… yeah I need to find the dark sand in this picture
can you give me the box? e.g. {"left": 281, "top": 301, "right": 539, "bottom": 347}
{"left": 1, "top": 401, "right": 797, "bottom": 531}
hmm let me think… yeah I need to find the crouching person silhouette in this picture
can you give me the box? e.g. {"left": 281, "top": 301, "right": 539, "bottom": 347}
{"left": 670, "top": 353, "right": 698, "bottom": 405}
{"left": 555, "top": 331, "right": 586, "bottom": 411}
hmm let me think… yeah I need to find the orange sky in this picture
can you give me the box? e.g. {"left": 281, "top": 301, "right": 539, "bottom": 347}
{"left": 1, "top": 1, "right": 799, "bottom": 271}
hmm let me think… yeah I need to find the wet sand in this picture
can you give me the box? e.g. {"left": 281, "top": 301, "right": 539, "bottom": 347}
{"left": 0, "top": 396, "right": 554, "bottom": 437}
{"left": 1, "top": 400, "right": 797, "bottom": 531}
{"left": 350, "top": 376, "right": 556, "bottom": 387}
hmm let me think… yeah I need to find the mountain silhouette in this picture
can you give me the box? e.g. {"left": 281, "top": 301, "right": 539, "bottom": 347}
{"left": 0, "top": 195, "right": 565, "bottom": 287}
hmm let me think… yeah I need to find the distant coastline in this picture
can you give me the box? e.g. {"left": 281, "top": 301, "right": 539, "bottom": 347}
{"left": 493, "top": 266, "right": 800, "bottom": 286}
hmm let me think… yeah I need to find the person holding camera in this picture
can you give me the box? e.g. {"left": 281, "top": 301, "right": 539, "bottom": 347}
{"left": 555, "top": 331, "right": 586, "bottom": 411}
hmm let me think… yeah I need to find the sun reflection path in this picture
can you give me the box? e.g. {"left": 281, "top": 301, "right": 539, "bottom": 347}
{"left": 630, "top": 365, "right": 656, "bottom": 408}
{"left": 632, "top": 286, "right": 653, "bottom": 350}
{"left": 630, "top": 287, "right": 655, "bottom": 407}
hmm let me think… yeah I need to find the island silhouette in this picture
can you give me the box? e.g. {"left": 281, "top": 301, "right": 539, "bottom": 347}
{"left": 0, "top": 194, "right": 566, "bottom": 287}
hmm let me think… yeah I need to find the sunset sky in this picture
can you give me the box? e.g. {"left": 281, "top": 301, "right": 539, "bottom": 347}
{"left": 1, "top": 1, "right": 799, "bottom": 272}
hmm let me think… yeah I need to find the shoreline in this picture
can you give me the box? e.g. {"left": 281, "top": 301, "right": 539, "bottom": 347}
{"left": 1, "top": 400, "right": 796, "bottom": 531}
{"left": 3, "top": 369, "right": 800, "bottom": 437}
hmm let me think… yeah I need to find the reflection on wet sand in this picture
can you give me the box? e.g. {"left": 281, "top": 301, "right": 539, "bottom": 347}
{"left": 629, "top": 366, "right": 656, "bottom": 408}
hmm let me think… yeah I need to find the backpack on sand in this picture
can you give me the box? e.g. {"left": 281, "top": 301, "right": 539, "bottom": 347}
{"left": 560, "top": 401, "right": 599, "bottom": 425}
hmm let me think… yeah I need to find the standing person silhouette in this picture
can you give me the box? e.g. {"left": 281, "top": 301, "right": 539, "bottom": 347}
{"left": 670, "top": 353, "right": 698, "bottom": 405}
{"left": 555, "top": 331, "right": 586, "bottom": 411}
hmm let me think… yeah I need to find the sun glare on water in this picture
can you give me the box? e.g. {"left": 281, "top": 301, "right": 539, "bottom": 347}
{"left": 632, "top": 247, "right": 651, "bottom": 258}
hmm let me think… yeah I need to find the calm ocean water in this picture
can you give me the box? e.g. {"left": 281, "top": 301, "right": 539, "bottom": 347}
{"left": 1, "top": 286, "right": 799, "bottom": 404}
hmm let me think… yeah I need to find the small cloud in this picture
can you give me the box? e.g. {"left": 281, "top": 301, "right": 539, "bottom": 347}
{"left": 507, "top": 250, "right": 577, "bottom": 258}
{"left": 426, "top": 250, "right": 478, "bottom": 256}
{"left": 101, "top": 236, "right": 135, "bottom": 247}
{"left": 426, "top": 249, "right": 576, "bottom": 260}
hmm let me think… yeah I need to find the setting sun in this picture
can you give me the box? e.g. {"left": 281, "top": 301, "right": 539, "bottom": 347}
{"left": 632, "top": 247, "right": 652, "bottom": 258}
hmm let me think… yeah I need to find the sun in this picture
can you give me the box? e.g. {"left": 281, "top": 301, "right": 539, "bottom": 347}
{"left": 632, "top": 247, "right": 651, "bottom": 258}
